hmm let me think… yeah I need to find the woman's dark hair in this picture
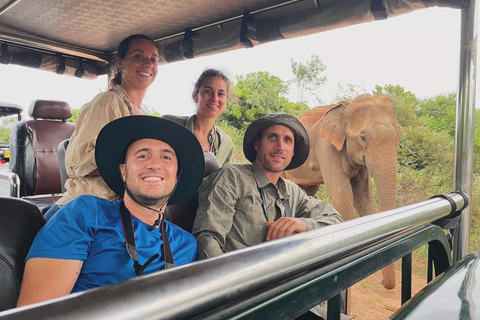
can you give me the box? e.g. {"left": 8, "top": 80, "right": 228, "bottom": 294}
{"left": 109, "top": 34, "right": 157, "bottom": 89}
{"left": 193, "top": 68, "right": 231, "bottom": 97}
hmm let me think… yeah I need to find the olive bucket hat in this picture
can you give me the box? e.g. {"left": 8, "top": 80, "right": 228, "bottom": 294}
{"left": 243, "top": 113, "right": 310, "bottom": 170}
{"left": 95, "top": 115, "right": 205, "bottom": 205}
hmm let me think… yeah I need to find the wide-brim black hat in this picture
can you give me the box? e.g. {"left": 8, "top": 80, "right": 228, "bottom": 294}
{"left": 243, "top": 113, "right": 310, "bottom": 170}
{"left": 95, "top": 116, "right": 205, "bottom": 205}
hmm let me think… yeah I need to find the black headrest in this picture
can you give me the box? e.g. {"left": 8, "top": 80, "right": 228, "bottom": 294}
{"left": 0, "top": 197, "right": 45, "bottom": 311}
{"left": 28, "top": 100, "right": 72, "bottom": 120}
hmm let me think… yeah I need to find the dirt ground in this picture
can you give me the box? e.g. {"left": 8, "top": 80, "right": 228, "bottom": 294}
{"left": 349, "top": 258, "right": 427, "bottom": 320}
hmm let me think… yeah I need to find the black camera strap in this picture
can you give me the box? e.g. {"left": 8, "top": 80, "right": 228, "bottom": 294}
{"left": 259, "top": 187, "right": 292, "bottom": 221}
{"left": 119, "top": 201, "right": 175, "bottom": 276}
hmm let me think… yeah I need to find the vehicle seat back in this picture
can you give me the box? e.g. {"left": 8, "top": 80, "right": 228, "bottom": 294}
{"left": 0, "top": 197, "right": 45, "bottom": 311}
{"left": 57, "top": 139, "right": 70, "bottom": 193}
{"left": 9, "top": 100, "right": 75, "bottom": 197}
{"left": 166, "top": 151, "right": 219, "bottom": 233}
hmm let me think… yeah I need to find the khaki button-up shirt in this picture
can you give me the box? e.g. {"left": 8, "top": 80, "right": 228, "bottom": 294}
{"left": 57, "top": 85, "right": 133, "bottom": 205}
{"left": 192, "top": 162, "right": 342, "bottom": 259}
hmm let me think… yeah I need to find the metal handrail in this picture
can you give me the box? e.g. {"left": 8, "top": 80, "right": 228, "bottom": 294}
{"left": 0, "top": 192, "right": 467, "bottom": 319}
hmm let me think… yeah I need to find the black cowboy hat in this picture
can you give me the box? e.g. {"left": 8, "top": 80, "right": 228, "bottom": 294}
{"left": 95, "top": 116, "right": 205, "bottom": 205}
{"left": 243, "top": 113, "right": 310, "bottom": 170}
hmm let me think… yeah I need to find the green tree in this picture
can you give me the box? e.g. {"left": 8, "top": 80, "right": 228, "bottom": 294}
{"left": 290, "top": 54, "right": 327, "bottom": 105}
{"left": 68, "top": 109, "right": 79, "bottom": 123}
{"left": 221, "top": 71, "right": 308, "bottom": 130}
{"left": 417, "top": 93, "right": 456, "bottom": 137}
{"left": 143, "top": 105, "right": 161, "bottom": 117}
{"left": 373, "top": 85, "right": 453, "bottom": 170}
{"left": 0, "top": 115, "right": 19, "bottom": 143}
{"left": 331, "top": 83, "right": 366, "bottom": 104}
{"left": 0, "top": 126, "right": 9, "bottom": 143}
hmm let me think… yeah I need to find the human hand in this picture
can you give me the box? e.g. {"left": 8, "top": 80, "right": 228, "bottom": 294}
{"left": 265, "top": 217, "right": 307, "bottom": 241}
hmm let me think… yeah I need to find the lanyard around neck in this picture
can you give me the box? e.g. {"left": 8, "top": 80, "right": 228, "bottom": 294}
{"left": 119, "top": 201, "right": 175, "bottom": 276}
{"left": 259, "top": 187, "right": 292, "bottom": 222}
{"left": 111, "top": 87, "right": 143, "bottom": 115}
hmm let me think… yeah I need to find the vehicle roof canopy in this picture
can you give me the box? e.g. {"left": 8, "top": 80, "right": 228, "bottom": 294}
{"left": 0, "top": 0, "right": 463, "bottom": 79}
{"left": 0, "top": 102, "right": 22, "bottom": 119}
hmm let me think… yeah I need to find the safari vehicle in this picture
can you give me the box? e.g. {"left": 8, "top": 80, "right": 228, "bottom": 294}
{"left": 0, "top": 0, "right": 478, "bottom": 319}
{"left": 0, "top": 102, "right": 22, "bottom": 163}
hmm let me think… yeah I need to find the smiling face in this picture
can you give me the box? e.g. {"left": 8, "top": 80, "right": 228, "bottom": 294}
{"left": 117, "top": 38, "right": 159, "bottom": 92}
{"left": 254, "top": 125, "right": 295, "bottom": 178}
{"left": 120, "top": 139, "right": 178, "bottom": 208}
{"left": 193, "top": 76, "right": 228, "bottom": 120}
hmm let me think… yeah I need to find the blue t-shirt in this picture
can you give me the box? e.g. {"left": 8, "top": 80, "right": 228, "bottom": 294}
{"left": 27, "top": 195, "right": 198, "bottom": 293}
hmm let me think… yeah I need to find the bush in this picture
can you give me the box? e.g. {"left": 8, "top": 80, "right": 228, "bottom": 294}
{"left": 398, "top": 126, "right": 454, "bottom": 170}
{"left": 216, "top": 120, "right": 248, "bottom": 164}
{"left": 396, "top": 166, "right": 453, "bottom": 207}
{"left": 470, "top": 174, "right": 480, "bottom": 252}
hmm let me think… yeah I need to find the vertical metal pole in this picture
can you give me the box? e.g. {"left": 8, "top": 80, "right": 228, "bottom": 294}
{"left": 327, "top": 294, "right": 341, "bottom": 320}
{"left": 401, "top": 253, "right": 412, "bottom": 304}
{"left": 454, "top": 0, "right": 478, "bottom": 261}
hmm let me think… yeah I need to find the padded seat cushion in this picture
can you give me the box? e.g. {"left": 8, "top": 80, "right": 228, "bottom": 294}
{"left": 166, "top": 152, "right": 219, "bottom": 233}
{"left": 0, "top": 197, "right": 45, "bottom": 311}
{"left": 9, "top": 100, "right": 75, "bottom": 196}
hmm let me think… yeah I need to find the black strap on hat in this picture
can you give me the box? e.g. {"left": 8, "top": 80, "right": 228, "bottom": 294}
{"left": 119, "top": 201, "right": 175, "bottom": 276}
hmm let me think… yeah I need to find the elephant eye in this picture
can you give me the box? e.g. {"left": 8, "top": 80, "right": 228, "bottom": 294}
{"left": 360, "top": 135, "right": 367, "bottom": 142}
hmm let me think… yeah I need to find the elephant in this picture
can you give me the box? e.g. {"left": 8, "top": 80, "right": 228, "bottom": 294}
{"left": 283, "top": 93, "right": 403, "bottom": 289}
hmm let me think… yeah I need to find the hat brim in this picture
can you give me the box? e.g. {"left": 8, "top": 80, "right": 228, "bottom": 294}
{"left": 95, "top": 116, "right": 205, "bottom": 205}
{"left": 243, "top": 113, "right": 310, "bottom": 170}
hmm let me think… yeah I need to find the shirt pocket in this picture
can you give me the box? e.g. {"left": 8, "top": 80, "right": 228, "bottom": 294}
{"left": 233, "top": 197, "right": 266, "bottom": 247}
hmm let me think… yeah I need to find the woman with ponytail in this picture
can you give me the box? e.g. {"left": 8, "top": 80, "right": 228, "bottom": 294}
{"left": 45, "top": 34, "right": 159, "bottom": 221}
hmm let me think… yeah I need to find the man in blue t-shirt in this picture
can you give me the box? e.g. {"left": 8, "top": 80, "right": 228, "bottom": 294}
{"left": 17, "top": 116, "right": 205, "bottom": 307}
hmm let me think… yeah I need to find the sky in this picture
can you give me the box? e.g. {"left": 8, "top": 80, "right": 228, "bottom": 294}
{"left": 0, "top": 7, "right": 468, "bottom": 120}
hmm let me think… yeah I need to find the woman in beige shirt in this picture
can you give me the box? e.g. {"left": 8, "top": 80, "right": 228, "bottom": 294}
{"left": 163, "top": 69, "right": 233, "bottom": 166}
{"left": 44, "top": 34, "right": 159, "bottom": 221}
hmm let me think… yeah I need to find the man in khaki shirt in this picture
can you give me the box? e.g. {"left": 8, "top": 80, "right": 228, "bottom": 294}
{"left": 192, "top": 113, "right": 342, "bottom": 259}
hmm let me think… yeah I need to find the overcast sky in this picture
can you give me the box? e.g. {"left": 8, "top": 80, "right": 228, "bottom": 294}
{"left": 0, "top": 7, "right": 468, "bottom": 119}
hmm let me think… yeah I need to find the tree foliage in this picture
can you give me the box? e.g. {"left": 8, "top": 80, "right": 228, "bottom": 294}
{"left": 0, "top": 126, "right": 9, "bottom": 143}
{"left": 290, "top": 54, "right": 327, "bottom": 105}
{"left": 221, "top": 71, "right": 309, "bottom": 130}
{"left": 418, "top": 93, "right": 456, "bottom": 137}
{"left": 143, "top": 105, "right": 161, "bottom": 117}
{"left": 331, "top": 83, "right": 366, "bottom": 104}
{"left": 68, "top": 109, "right": 79, "bottom": 123}
{"left": 374, "top": 85, "right": 454, "bottom": 170}
{"left": 0, "top": 115, "right": 19, "bottom": 143}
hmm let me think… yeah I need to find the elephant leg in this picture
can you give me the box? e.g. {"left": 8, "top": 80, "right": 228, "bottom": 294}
{"left": 351, "top": 169, "right": 378, "bottom": 216}
{"left": 324, "top": 175, "right": 355, "bottom": 221}
{"left": 381, "top": 263, "right": 397, "bottom": 290}
{"left": 302, "top": 184, "right": 320, "bottom": 197}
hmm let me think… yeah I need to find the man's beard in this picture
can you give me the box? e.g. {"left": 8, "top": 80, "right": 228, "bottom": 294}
{"left": 257, "top": 152, "right": 288, "bottom": 173}
{"left": 133, "top": 191, "right": 170, "bottom": 208}
{"left": 124, "top": 170, "right": 175, "bottom": 208}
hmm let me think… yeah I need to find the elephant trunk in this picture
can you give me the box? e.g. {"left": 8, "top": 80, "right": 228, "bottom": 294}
{"left": 365, "top": 147, "right": 398, "bottom": 213}
{"left": 366, "top": 147, "right": 399, "bottom": 290}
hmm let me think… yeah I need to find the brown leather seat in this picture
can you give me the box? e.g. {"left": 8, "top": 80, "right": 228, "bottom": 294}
{"left": 0, "top": 197, "right": 45, "bottom": 311}
{"left": 9, "top": 100, "right": 75, "bottom": 198}
{"left": 166, "top": 151, "right": 220, "bottom": 233}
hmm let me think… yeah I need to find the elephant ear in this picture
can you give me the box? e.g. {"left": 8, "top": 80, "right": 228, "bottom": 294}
{"left": 319, "top": 103, "right": 346, "bottom": 151}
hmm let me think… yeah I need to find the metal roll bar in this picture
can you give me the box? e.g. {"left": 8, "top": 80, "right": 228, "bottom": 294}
{"left": 0, "top": 192, "right": 467, "bottom": 320}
